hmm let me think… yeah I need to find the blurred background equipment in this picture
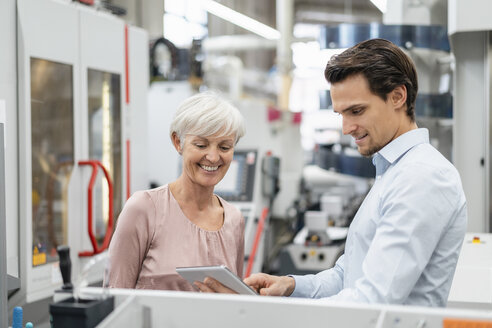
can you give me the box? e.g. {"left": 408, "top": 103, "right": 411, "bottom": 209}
{"left": 272, "top": 165, "right": 370, "bottom": 275}
{"left": 149, "top": 37, "right": 191, "bottom": 82}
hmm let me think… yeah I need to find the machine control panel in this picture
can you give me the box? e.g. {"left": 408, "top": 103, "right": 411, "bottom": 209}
{"left": 215, "top": 150, "right": 257, "bottom": 202}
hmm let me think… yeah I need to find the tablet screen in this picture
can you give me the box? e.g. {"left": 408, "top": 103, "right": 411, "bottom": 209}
{"left": 176, "top": 265, "right": 258, "bottom": 295}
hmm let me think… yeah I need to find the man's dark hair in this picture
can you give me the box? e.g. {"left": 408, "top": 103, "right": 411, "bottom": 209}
{"left": 325, "top": 38, "right": 418, "bottom": 121}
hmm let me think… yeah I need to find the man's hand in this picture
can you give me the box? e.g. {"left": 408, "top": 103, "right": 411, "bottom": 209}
{"left": 194, "top": 277, "right": 237, "bottom": 294}
{"left": 244, "top": 273, "right": 295, "bottom": 296}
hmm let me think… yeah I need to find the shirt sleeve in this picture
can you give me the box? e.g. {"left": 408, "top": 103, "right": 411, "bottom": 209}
{"left": 328, "top": 162, "right": 461, "bottom": 303}
{"left": 105, "top": 191, "right": 156, "bottom": 288}
{"left": 290, "top": 254, "right": 345, "bottom": 298}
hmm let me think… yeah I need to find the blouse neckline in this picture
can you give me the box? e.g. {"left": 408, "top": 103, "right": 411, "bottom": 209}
{"left": 167, "top": 184, "right": 226, "bottom": 233}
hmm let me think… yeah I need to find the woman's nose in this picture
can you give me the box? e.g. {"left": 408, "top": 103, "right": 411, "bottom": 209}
{"left": 205, "top": 148, "right": 220, "bottom": 162}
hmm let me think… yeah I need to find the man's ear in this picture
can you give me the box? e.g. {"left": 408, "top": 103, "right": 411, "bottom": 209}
{"left": 390, "top": 85, "right": 407, "bottom": 109}
{"left": 171, "top": 132, "right": 183, "bottom": 155}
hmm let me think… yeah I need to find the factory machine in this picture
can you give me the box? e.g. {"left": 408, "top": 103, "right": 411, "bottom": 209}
{"left": 1, "top": 101, "right": 9, "bottom": 326}
{"left": 4, "top": 0, "right": 149, "bottom": 324}
{"left": 62, "top": 286, "right": 492, "bottom": 327}
{"left": 275, "top": 166, "right": 370, "bottom": 275}
{"left": 448, "top": 233, "right": 492, "bottom": 310}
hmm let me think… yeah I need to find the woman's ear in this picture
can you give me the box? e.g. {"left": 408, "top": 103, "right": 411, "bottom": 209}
{"left": 171, "top": 132, "right": 183, "bottom": 155}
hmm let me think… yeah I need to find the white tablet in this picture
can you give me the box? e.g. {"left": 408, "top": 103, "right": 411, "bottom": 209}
{"left": 176, "top": 265, "right": 258, "bottom": 295}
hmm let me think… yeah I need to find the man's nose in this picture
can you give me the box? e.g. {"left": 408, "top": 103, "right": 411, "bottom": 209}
{"left": 342, "top": 118, "right": 356, "bottom": 135}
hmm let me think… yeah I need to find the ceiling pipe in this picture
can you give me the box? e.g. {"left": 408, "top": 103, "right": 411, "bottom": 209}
{"left": 276, "top": 0, "right": 294, "bottom": 111}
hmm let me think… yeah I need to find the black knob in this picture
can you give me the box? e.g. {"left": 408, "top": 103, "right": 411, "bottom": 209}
{"left": 301, "top": 253, "right": 307, "bottom": 261}
{"left": 57, "top": 245, "right": 73, "bottom": 290}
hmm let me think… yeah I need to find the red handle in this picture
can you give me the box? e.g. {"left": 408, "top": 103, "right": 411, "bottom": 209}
{"left": 78, "top": 160, "right": 114, "bottom": 257}
{"left": 244, "top": 207, "right": 269, "bottom": 278}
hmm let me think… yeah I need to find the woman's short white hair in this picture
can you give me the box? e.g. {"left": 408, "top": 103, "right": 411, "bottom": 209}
{"left": 169, "top": 91, "right": 245, "bottom": 146}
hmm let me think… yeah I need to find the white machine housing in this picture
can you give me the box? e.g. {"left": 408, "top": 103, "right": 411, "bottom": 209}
{"left": 80, "top": 287, "right": 492, "bottom": 328}
{"left": 448, "top": 232, "right": 492, "bottom": 310}
{"left": 15, "top": 0, "right": 149, "bottom": 303}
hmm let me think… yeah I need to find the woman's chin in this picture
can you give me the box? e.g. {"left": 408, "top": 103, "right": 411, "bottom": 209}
{"left": 197, "top": 179, "right": 221, "bottom": 189}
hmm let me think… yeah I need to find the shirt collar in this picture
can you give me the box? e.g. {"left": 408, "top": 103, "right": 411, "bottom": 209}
{"left": 372, "top": 128, "right": 429, "bottom": 176}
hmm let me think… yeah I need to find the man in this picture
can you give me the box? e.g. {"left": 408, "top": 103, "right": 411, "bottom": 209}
{"left": 197, "top": 38, "right": 467, "bottom": 307}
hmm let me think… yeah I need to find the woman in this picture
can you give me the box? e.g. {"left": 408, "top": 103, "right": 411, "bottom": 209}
{"left": 105, "top": 91, "right": 246, "bottom": 290}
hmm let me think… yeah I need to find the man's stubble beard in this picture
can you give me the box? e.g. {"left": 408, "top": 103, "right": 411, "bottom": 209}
{"left": 358, "top": 144, "right": 383, "bottom": 158}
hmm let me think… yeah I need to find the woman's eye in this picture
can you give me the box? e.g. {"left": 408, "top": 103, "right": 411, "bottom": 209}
{"left": 195, "top": 144, "right": 206, "bottom": 149}
{"left": 221, "top": 146, "right": 231, "bottom": 151}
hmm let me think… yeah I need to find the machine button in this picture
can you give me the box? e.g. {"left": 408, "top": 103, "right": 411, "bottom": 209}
{"left": 301, "top": 253, "right": 307, "bottom": 261}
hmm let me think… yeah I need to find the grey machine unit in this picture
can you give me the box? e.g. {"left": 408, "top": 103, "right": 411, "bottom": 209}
{"left": 1, "top": 103, "right": 7, "bottom": 328}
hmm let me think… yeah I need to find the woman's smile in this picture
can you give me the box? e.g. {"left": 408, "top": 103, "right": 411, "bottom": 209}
{"left": 199, "top": 164, "right": 220, "bottom": 172}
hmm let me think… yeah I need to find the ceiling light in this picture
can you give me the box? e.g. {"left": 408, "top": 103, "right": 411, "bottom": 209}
{"left": 202, "top": 0, "right": 280, "bottom": 40}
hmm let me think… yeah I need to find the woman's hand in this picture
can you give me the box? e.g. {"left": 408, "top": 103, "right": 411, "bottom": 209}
{"left": 194, "top": 277, "right": 237, "bottom": 294}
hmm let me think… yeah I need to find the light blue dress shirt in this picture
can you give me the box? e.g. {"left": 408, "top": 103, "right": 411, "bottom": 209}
{"left": 291, "top": 128, "right": 467, "bottom": 306}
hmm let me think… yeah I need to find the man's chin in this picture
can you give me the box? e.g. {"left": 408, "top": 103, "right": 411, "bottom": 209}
{"left": 358, "top": 146, "right": 380, "bottom": 157}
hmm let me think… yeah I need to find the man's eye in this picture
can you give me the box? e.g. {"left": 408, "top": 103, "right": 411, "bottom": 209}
{"left": 221, "top": 146, "right": 231, "bottom": 151}
{"left": 352, "top": 109, "right": 362, "bottom": 115}
{"left": 195, "top": 144, "right": 206, "bottom": 149}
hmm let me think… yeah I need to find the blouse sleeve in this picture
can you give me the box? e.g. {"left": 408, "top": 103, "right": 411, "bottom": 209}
{"left": 105, "top": 191, "right": 156, "bottom": 288}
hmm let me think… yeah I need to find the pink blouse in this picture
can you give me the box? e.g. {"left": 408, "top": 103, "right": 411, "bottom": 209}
{"left": 106, "top": 184, "right": 244, "bottom": 291}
